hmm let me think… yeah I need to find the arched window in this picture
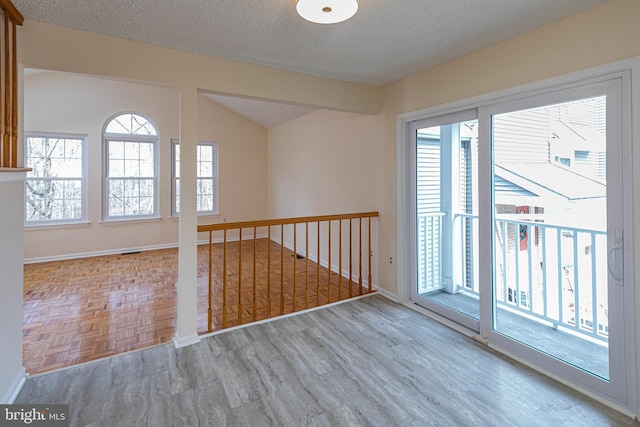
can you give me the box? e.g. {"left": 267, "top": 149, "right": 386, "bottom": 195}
{"left": 103, "top": 113, "right": 159, "bottom": 220}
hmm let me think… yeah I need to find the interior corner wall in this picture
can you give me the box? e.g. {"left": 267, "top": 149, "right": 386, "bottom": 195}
{"left": 266, "top": 109, "right": 387, "bottom": 292}
{"left": 197, "top": 94, "right": 268, "bottom": 227}
{"left": 23, "top": 72, "right": 268, "bottom": 261}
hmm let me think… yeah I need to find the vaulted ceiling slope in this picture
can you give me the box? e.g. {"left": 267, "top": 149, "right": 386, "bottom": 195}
{"left": 14, "top": 0, "right": 609, "bottom": 87}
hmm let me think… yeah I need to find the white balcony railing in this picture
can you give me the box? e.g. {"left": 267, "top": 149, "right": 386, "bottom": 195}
{"left": 418, "top": 212, "right": 608, "bottom": 343}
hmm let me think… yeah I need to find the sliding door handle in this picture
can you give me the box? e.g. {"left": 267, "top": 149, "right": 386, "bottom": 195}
{"left": 608, "top": 229, "right": 623, "bottom": 286}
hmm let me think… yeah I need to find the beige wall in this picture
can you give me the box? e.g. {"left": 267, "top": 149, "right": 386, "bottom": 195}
{"left": 267, "top": 110, "right": 384, "bottom": 285}
{"left": 17, "top": 22, "right": 382, "bottom": 116}
{"left": 267, "top": 109, "right": 382, "bottom": 218}
{"left": 0, "top": 174, "right": 27, "bottom": 403}
{"left": 23, "top": 72, "right": 267, "bottom": 260}
{"left": 197, "top": 94, "right": 268, "bottom": 224}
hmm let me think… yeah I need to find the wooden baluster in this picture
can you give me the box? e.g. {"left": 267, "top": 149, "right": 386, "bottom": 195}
{"left": 207, "top": 231, "right": 213, "bottom": 333}
{"left": 280, "top": 224, "right": 284, "bottom": 315}
{"left": 3, "top": 13, "right": 9, "bottom": 167}
{"left": 305, "top": 222, "right": 309, "bottom": 309}
{"left": 339, "top": 220, "right": 343, "bottom": 300}
{"left": 267, "top": 226, "right": 271, "bottom": 318}
{"left": 327, "top": 221, "right": 331, "bottom": 303}
{"left": 316, "top": 221, "right": 320, "bottom": 305}
{"left": 252, "top": 227, "right": 257, "bottom": 321}
{"left": 359, "top": 218, "right": 363, "bottom": 295}
{"left": 10, "top": 19, "right": 16, "bottom": 167}
{"left": 368, "top": 217, "right": 372, "bottom": 293}
{"left": 223, "top": 229, "right": 227, "bottom": 328}
{"left": 195, "top": 212, "right": 379, "bottom": 332}
{"left": 238, "top": 228, "right": 243, "bottom": 325}
{"left": 293, "top": 224, "right": 297, "bottom": 312}
{"left": 349, "top": 219, "right": 353, "bottom": 297}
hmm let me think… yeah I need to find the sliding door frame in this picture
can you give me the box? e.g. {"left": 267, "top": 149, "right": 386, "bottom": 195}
{"left": 397, "top": 59, "right": 638, "bottom": 416}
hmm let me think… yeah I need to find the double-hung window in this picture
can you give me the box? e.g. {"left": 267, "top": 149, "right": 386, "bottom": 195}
{"left": 171, "top": 140, "right": 218, "bottom": 216}
{"left": 103, "top": 113, "right": 159, "bottom": 220}
{"left": 25, "top": 133, "right": 87, "bottom": 224}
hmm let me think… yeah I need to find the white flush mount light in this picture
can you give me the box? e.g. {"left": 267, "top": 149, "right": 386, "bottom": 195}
{"left": 296, "top": 0, "right": 359, "bottom": 24}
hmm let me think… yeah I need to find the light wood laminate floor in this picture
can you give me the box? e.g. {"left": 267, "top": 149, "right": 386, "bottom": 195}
{"left": 23, "top": 240, "right": 369, "bottom": 375}
{"left": 16, "top": 295, "right": 637, "bottom": 426}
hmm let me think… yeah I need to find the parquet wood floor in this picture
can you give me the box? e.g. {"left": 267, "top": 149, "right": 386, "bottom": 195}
{"left": 23, "top": 239, "right": 371, "bottom": 375}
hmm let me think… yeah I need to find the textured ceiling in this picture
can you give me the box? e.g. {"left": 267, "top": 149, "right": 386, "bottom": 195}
{"left": 14, "top": 0, "right": 609, "bottom": 87}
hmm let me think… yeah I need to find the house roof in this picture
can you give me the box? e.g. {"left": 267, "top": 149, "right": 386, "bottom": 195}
{"left": 496, "top": 163, "right": 606, "bottom": 201}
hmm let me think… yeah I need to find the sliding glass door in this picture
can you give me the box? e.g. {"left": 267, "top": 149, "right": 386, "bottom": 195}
{"left": 479, "top": 79, "right": 630, "bottom": 403}
{"left": 408, "top": 74, "right": 633, "bottom": 408}
{"left": 410, "top": 110, "right": 479, "bottom": 331}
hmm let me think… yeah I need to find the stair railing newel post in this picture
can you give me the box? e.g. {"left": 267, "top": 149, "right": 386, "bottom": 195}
{"left": 0, "top": 1, "right": 23, "bottom": 168}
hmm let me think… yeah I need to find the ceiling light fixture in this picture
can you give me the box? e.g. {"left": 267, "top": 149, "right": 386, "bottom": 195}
{"left": 296, "top": 0, "right": 358, "bottom": 24}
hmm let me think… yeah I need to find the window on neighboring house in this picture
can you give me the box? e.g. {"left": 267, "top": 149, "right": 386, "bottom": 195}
{"left": 103, "top": 113, "right": 159, "bottom": 220}
{"left": 25, "top": 134, "right": 87, "bottom": 224}
{"left": 172, "top": 140, "right": 218, "bottom": 216}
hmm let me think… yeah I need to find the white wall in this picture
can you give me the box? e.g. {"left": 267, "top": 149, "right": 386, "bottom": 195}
{"left": 23, "top": 72, "right": 268, "bottom": 260}
{"left": 268, "top": 109, "right": 382, "bottom": 217}
{"left": 267, "top": 109, "right": 384, "bottom": 288}
{"left": 0, "top": 173, "right": 27, "bottom": 403}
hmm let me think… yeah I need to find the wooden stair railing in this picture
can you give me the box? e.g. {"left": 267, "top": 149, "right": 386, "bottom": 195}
{"left": 197, "top": 211, "right": 379, "bottom": 334}
{"left": 0, "top": 0, "right": 23, "bottom": 169}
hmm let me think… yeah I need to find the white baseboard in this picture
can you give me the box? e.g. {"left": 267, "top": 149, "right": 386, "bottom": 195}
{"left": 24, "top": 243, "right": 180, "bottom": 264}
{"left": 1, "top": 367, "right": 26, "bottom": 404}
{"left": 24, "top": 233, "right": 272, "bottom": 264}
{"left": 271, "top": 235, "right": 378, "bottom": 290}
{"left": 371, "top": 285, "right": 399, "bottom": 302}
{"left": 173, "top": 334, "right": 201, "bottom": 348}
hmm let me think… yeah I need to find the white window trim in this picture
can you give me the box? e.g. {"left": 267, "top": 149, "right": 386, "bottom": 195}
{"left": 171, "top": 139, "right": 219, "bottom": 217}
{"left": 102, "top": 113, "right": 160, "bottom": 222}
{"left": 24, "top": 131, "right": 88, "bottom": 227}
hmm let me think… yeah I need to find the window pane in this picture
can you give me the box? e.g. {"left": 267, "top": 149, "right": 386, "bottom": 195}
{"left": 108, "top": 159, "right": 124, "bottom": 177}
{"left": 139, "top": 197, "right": 154, "bottom": 215}
{"left": 197, "top": 178, "right": 214, "bottom": 211}
{"left": 62, "top": 158, "right": 83, "bottom": 178}
{"left": 139, "top": 142, "right": 154, "bottom": 161}
{"left": 105, "top": 113, "right": 157, "bottom": 136}
{"left": 199, "top": 145, "right": 213, "bottom": 161}
{"left": 172, "top": 141, "right": 217, "bottom": 215}
{"left": 49, "top": 138, "right": 65, "bottom": 159}
{"left": 174, "top": 144, "right": 181, "bottom": 178}
{"left": 139, "top": 159, "right": 154, "bottom": 177}
{"left": 124, "top": 141, "right": 139, "bottom": 159}
{"left": 25, "top": 136, "right": 85, "bottom": 223}
{"left": 124, "top": 179, "right": 139, "bottom": 197}
{"left": 175, "top": 178, "right": 180, "bottom": 214}
{"left": 491, "top": 95, "right": 609, "bottom": 380}
{"left": 198, "top": 159, "right": 213, "bottom": 177}
{"left": 140, "top": 179, "right": 154, "bottom": 197}
{"left": 124, "top": 159, "right": 140, "bottom": 177}
{"left": 109, "top": 141, "right": 124, "bottom": 159}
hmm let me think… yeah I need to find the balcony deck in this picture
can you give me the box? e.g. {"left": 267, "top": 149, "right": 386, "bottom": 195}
{"left": 424, "top": 290, "right": 608, "bottom": 379}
